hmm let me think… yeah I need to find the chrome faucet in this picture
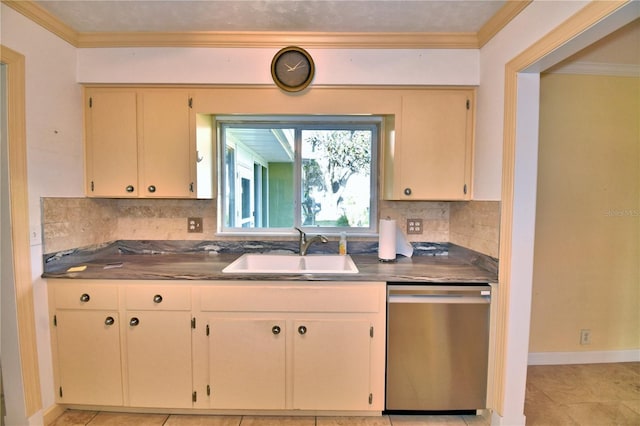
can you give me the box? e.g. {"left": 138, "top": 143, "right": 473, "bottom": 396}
{"left": 295, "top": 227, "right": 328, "bottom": 256}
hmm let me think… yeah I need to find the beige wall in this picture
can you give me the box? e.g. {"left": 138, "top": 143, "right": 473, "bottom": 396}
{"left": 530, "top": 73, "right": 640, "bottom": 353}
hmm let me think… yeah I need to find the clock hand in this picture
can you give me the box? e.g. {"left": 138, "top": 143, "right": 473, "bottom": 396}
{"left": 287, "top": 60, "right": 306, "bottom": 71}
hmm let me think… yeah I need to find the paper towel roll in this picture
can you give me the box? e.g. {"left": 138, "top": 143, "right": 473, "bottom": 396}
{"left": 396, "top": 227, "right": 414, "bottom": 258}
{"left": 378, "top": 219, "right": 397, "bottom": 261}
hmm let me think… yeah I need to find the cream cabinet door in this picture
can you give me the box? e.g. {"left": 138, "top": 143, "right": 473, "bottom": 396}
{"left": 54, "top": 310, "right": 123, "bottom": 406}
{"left": 126, "top": 311, "right": 193, "bottom": 408}
{"left": 85, "top": 90, "right": 139, "bottom": 197}
{"left": 292, "top": 319, "right": 372, "bottom": 410}
{"left": 394, "top": 89, "right": 474, "bottom": 200}
{"left": 139, "top": 90, "right": 194, "bottom": 198}
{"left": 208, "top": 317, "right": 286, "bottom": 409}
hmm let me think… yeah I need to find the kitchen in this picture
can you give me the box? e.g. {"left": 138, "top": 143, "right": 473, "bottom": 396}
{"left": 1, "top": 1, "right": 639, "bottom": 425}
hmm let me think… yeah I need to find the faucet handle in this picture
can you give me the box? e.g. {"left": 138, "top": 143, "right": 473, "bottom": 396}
{"left": 294, "top": 227, "right": 305, "bottom": 239}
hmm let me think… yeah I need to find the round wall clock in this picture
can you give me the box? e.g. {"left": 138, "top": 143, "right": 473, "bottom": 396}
{"left": 271, "top": 46, "right": 315, "bottom": 92}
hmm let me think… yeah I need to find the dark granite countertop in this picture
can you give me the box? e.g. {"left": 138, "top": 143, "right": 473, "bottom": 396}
{"left": 42, "top": 240, "right": 498, "bottom": 284}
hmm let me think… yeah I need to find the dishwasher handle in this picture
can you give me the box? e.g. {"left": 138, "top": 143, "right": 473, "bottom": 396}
{"left": 388, "top": 294, "right": 490, "bottom": 304}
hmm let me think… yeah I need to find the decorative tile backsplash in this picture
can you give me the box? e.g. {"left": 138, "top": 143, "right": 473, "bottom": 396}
{"left": 450, "top": 201, "right": 500, "bottom": 259}
{"left": 41, "top": 197, "right": 499, "bottom": 258}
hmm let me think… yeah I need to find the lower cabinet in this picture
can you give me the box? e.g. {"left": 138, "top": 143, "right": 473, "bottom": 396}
{"left": 48, "top": 280, "right": 385, "bottom": 413}
{"left": 124, "top": 285, "right": 193, "bottom": 408}
{"left": 199, "top": 282, "right": 386, "bottom": 411}
{"left": 126, "top": 310, "right": 193, "bottom": 408}
{"left": 51, "top": 283, "right": 123, "bottom": 406}
{"left": 54, "top": 310, "right": 123, "bottom": 406}
{"left": 292, "top": 319, "right": 372, "bottom": 410}
{"left": 208, "top": 318, "right": 286, "bottom": 409}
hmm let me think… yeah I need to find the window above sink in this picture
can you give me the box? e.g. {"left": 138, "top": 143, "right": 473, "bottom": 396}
{"left": 212, "top": 115, "right": 380, "bottom": 236}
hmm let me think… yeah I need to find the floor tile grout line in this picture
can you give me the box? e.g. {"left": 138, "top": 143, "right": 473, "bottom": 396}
{"left": 85, "top": 410, "right": 99, "bottom": 425}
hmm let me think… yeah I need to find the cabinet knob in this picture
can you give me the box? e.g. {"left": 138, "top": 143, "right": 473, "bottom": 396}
{"left": 129, "top": 317, "right": 140, "bottom": 327}
{"left": 153, "top": 294, "right": 163, "bottom": 304}
{"left": 148, "top": 185, "right": 156, "bottom": 193}
{"left": 298, "top": 325, "right": 307, "bottom": 335}
{"left": 80, "top": 293, "right": 90, "bottom": 303}
{"left": 104, "top": 316, "right": 115, "bottom": 326}
{"left": 272, "top": 325, "right": 281, "bottom": 335}
{"left": 126, "top": 185, "right": 135, "bottom": 193}
{"left": 404, "top": 188, "right": 412, "bottom": 196}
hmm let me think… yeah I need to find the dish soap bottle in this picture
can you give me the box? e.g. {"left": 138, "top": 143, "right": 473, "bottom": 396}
{"left": 339, "top": 232, "right": 347, "bottom": 255}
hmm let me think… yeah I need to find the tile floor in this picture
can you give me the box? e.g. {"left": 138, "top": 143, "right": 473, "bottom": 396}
{"left": 49, "top": 412, "right": 489, "bottom": 426}
{"left": 524, "top": 362, "right": 640, "bottom": 425}
{"left": 50, "top": 363, "right": 640, "bottom": 426}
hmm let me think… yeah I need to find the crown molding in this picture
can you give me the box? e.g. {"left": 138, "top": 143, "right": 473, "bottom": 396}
{"left": 477, "top": 1, "right": 532, "bottom": 47}
{"left": 76, "top": 31, "right": 480, "bottom": 49}
{"left": 4, "top": 0, "right": 529, "bottom": 49}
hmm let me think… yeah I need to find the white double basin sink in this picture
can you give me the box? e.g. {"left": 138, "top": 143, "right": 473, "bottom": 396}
{"left": 222, "top": 253, "right": 359, "bottom": 274}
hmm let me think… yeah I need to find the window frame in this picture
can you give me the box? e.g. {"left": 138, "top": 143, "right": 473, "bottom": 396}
{"left": 216, "top": 115, "right": 380, "bottom": 236}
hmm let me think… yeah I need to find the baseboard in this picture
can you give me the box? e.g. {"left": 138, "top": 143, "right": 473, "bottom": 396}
{"left": 42, "top": 403, "right": 66, "bottom": 426}
{"left": 491, "top": 409, "right": 526, "bottom": 426}
{"left": 528, "top": 349, "right": 640, "bottom": 365}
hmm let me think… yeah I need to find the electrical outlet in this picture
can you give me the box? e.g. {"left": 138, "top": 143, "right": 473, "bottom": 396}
{"left": 188, "top": 217, "right": 203, "bottom": 233}
{"left": 406, "top": 218, "right": 423, "bottom": 234}
{"left": 580, "top": 329, "right": 591, "bottom": 345}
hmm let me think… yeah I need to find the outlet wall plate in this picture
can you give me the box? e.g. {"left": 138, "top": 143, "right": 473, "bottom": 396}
{"left": 188, "top": 217, "right": 203, "bottom": 233}
{"left": 407, "top": 219, "right": 423, "bottom": 234}
{"left": 580, "top": 329, "right": 591, "bottom": 345}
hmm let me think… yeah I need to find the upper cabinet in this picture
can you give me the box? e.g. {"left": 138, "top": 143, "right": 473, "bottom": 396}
{"left": 83, "top": 86, "right": 474, "bottom": 201}
{"left": 84, "top": 88, "right": 196, "bottom": 198}
{"left": 84, "top": 89, "right": 139, "bottom": 197}
{"left": 383, "top": 88, "right": 475, "bottom": 200}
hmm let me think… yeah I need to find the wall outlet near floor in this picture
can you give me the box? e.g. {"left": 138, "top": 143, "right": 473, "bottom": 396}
{"left": 580, "top": 329, "right": 591, "bottom": 345}
{"left": 406, "top": 218, "right": 423, "bottom": 234}
{"left": 188, "top": 217, "right": 203, "bottom": 233}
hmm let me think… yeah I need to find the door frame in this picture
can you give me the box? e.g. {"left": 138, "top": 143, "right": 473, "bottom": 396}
{"left": 493, "top": 1, "right": 637, "bottom": 423}
{"left": 1, "top": 45, "right": 42, "bottom": 418}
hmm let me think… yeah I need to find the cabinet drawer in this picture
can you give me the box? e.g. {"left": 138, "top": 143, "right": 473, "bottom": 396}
{"left": 54, "top": 284, "right": 119, "bottom": 310}
{"left": 201, "top": 283, "right": 382, "bottom": 313}
{"left": 125, "top": 286, "right": 191, "bottom": 310}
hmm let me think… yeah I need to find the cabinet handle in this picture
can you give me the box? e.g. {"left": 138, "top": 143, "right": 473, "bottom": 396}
{"left": 404, "top": 188, "right": 412, "bottom": 196}
{"left": 298, "top": 325, "right": 307, "bottom": 335}
{"left": 129, "top": 317, "right": 140, "bottom": 327}
{"left": 126, "top": 185, "right": 135, "bottom": 193}
{"left": 272, "top": 325, "right": 281, "bottom": 335}
{"left": 104, "top": 316, "right": 115, "bottom": 326}
{"left": 153, "top": 294, "right": 163, "bottom": 304}
{"left": 148, "top": 185, "right": 156, "bottom": 193}
{"left": 80, "top": 293, "right": 90, "bottom": 302}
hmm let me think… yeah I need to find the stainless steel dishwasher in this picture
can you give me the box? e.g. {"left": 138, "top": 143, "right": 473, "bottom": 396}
{"left": 385, "top": 284, "right": 491, "bottom": 413}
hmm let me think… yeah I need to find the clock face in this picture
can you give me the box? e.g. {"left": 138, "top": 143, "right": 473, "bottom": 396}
{"left": 271, "top": 47, "right": 315, "bottom": 92}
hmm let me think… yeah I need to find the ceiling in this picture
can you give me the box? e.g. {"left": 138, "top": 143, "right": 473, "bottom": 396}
{"left": 33, "top": 0, "right": 507, "bottom": 33}
{"left": 15, "top": 1, "right": 639, "bottom": 68}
